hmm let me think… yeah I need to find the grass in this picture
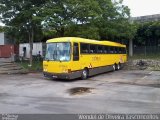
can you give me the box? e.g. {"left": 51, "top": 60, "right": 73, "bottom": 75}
{"left": 16, "top": 60, "right": 43, "bottom": 72}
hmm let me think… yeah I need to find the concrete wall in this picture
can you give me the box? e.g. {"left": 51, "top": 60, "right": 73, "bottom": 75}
{"left": 0, "top": 32, "right": 5, "bottom": 45}
{"left": 19, "top": 42, "right": 45, "bottom": 58}
{"left": 0, "top": 45, "right": 19, "bottom": 58}
{"left": 131, "top": 14, "right": 160, "bottom": 22}
{"left": 0, "top": 32, "right": 14, "bottom": 45}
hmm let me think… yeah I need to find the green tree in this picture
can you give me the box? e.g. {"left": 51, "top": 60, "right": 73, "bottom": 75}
{"left": 42, "top": 0, "right": 132, "bottom": 41}
{"left": 42, "top": 0, "right": 102, "bottom": 38}
{"left": 0, "top": 26, "right": 4, "bottom": 32}
{"left": 0, "top": 0, "right": 135, "bottom": 58}
{"left": 96, "top": 0, "right": 131, "bottom": 41}
{"left": 134, "top": 21, "right": 160, "bottom": 46}
{"left": 0, "top": 0, "right": 47, "bottom": 66}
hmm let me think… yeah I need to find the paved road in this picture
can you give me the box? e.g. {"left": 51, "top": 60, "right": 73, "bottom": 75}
{"left": 0, "top": 70, "right": 160, "bottom": 114}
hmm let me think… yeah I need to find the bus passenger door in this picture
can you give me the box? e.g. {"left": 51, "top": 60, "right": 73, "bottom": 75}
{"left": 73, "top": 43, "right": 79, "bottom": 61}
{"left": 72, "top": 43, "right": 80, "bottom": 71}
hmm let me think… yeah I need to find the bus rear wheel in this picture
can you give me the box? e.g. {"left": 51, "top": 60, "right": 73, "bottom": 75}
{"left": 81, "top": 69, "right": 88, "bottom": 80}
{"left": 116, "top": 63, "right": 121, "bottom": 70}
{"left": 117, "top": 63, "right": 121, "bottom": 70}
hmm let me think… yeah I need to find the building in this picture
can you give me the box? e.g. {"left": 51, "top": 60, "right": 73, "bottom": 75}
{"left": 0, "top": 32, "right": 18, "bottom": 59}
{"left": 0, "top": 32, "right": 14, "bottom": 45}
{"left": 0, "top": 32, "right": 5, "bottom": 45}
{"left": 131, "top": 14, "right": 160, "bottom": 23}
{"left": 19, "top": 42, "right": 46, "bottom": 59}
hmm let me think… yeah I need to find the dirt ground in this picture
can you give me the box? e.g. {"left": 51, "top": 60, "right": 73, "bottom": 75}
{"left": 125, "top": 59, "right": 160, "bottom": 71}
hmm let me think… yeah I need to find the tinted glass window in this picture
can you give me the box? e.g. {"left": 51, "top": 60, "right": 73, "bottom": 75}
{"left": 110, "top": 47, "right": 114, "bottom": 54}
{"left": 90, "top": 44, "right": 97, "bottom": 53}
{"left": 119, "top": 47, "right": 122, "bottom": 53}
{"left": 80, "top": 43, "right": 89, "bottom": 53}
{"left": 97, "top": 45, "right": 103, "bottom": 53}
{"left": 73, "top": 43, "right": 79, "bottom": 61}
{"left": 122, "top": 48, "right": 126, "bottom": 54}
{"left": 104, "top": 46, "right": 107, "bottom": 53}
{"left": 115, "top": 47, "right": 118, "bottom": 54}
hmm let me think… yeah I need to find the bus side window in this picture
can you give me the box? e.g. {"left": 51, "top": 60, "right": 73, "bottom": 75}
{"left": 122, "top": 48, "right": 126, "bottom": 54}
{"left": 110, "top": 47, "right": 114, "bottom": 54}
{"left": 104, "top": 46, "right": 107, "bottom": 53}
{"left": 73, "top": 43, "right": 79, "bottom": 61}
{"left": 80, "top": 43, "right": 89, "bottom": 54}
{"left": 108, "top": 47, "right": 110, "bottom": 54}
{"left": 90, "top": 44, "right": 97, "bottom": 54}
{"left": 113, "top": 47, "right": 116, "bottom": 54}
{"left": 104, "top": 46, "right": 109, "bottom": 54}
{"left": 102, "top": 46, "right": 105, "bottom": 53}
{"left": 115, "top": 47, "right": 118, "bottom": 54}
{"left": 97, "top": 45, "right": 103, "bottom": 53}
{"left": 119, "top": 47, "right": 122, "bottom": 54}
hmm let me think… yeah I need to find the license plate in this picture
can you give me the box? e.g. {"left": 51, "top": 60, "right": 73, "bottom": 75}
{"left": 52, "top": 76, "right": 58, "bottom": 78}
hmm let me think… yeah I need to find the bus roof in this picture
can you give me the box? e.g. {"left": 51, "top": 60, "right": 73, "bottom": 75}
{"left": 46, "top": 37, "right": 126, "bottom": 47}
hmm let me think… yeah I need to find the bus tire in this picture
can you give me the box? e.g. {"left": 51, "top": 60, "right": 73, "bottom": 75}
{"left": 113, "top": 64, "right": 116, "bottom": 71}
{"left": 118, "top": 63, "right": 121, "bottom": 70}
{"left": 81, "top": 69, "right": 88, "bottom": 80}
{"left": 116, "top": 63, "right": 120, "bottom": 70}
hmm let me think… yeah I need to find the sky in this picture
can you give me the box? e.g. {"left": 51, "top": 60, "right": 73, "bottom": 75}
{"left": 123, "top": 0, "right": 160, "bottom": 17}
{"left": 0, "top": 22, "right": 4, "bottom": 26}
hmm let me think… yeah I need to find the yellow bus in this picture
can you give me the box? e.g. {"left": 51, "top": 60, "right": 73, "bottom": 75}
{"left": 43, "top": 37, "right": 127, "bottom": 80}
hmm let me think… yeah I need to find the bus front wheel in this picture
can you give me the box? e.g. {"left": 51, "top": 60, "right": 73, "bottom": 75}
{"left": 81, "top": 69, "right": 88, "bottom": 80}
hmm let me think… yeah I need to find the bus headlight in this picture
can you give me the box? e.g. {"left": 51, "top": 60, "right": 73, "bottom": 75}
{"left": 63, "top": 69, "right": 68, "bottom": 73}
{"left": 43, "top": 68, "right": 48, "bottom": 72}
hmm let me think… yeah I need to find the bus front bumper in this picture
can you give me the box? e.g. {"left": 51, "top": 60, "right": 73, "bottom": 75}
{"left": 43, "top": 71, "right": 82, "bottom": 80}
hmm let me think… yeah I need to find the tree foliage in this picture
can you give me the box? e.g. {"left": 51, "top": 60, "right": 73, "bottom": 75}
{"left": 134, "top": 21, "right": 160, "bottom": 46}
{"left": 0, "top": 0, "right": 47, "bottom": 42}
{"left": 0, "top": 26, "right": 4, "bottom": 32}
{"left": 41, "top": 0, "right": 132, "bottom": 42}
{"left": 0, "top": 0, "right": 133, "bottom": 43}
{"left": 41, "top": 0, "right": 102, "bottom": 38}
{"left": 0, "top": 0, "right": 48, "bottom": 65}
{"left": 96, "top": 0, "right": 131, "bottom": 41}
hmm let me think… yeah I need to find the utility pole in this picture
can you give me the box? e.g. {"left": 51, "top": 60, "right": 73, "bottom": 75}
{"left": 129, "top": 39, "right": 133, "bottom": 57}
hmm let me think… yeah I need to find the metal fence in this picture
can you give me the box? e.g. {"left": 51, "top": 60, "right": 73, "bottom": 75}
{"left": 133, "top": 46, "right": 160, "bottom": 58}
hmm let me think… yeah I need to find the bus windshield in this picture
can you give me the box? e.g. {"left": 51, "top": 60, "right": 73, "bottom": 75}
{"left": 45, "top": 42, "right": 71, "bottom": 61}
